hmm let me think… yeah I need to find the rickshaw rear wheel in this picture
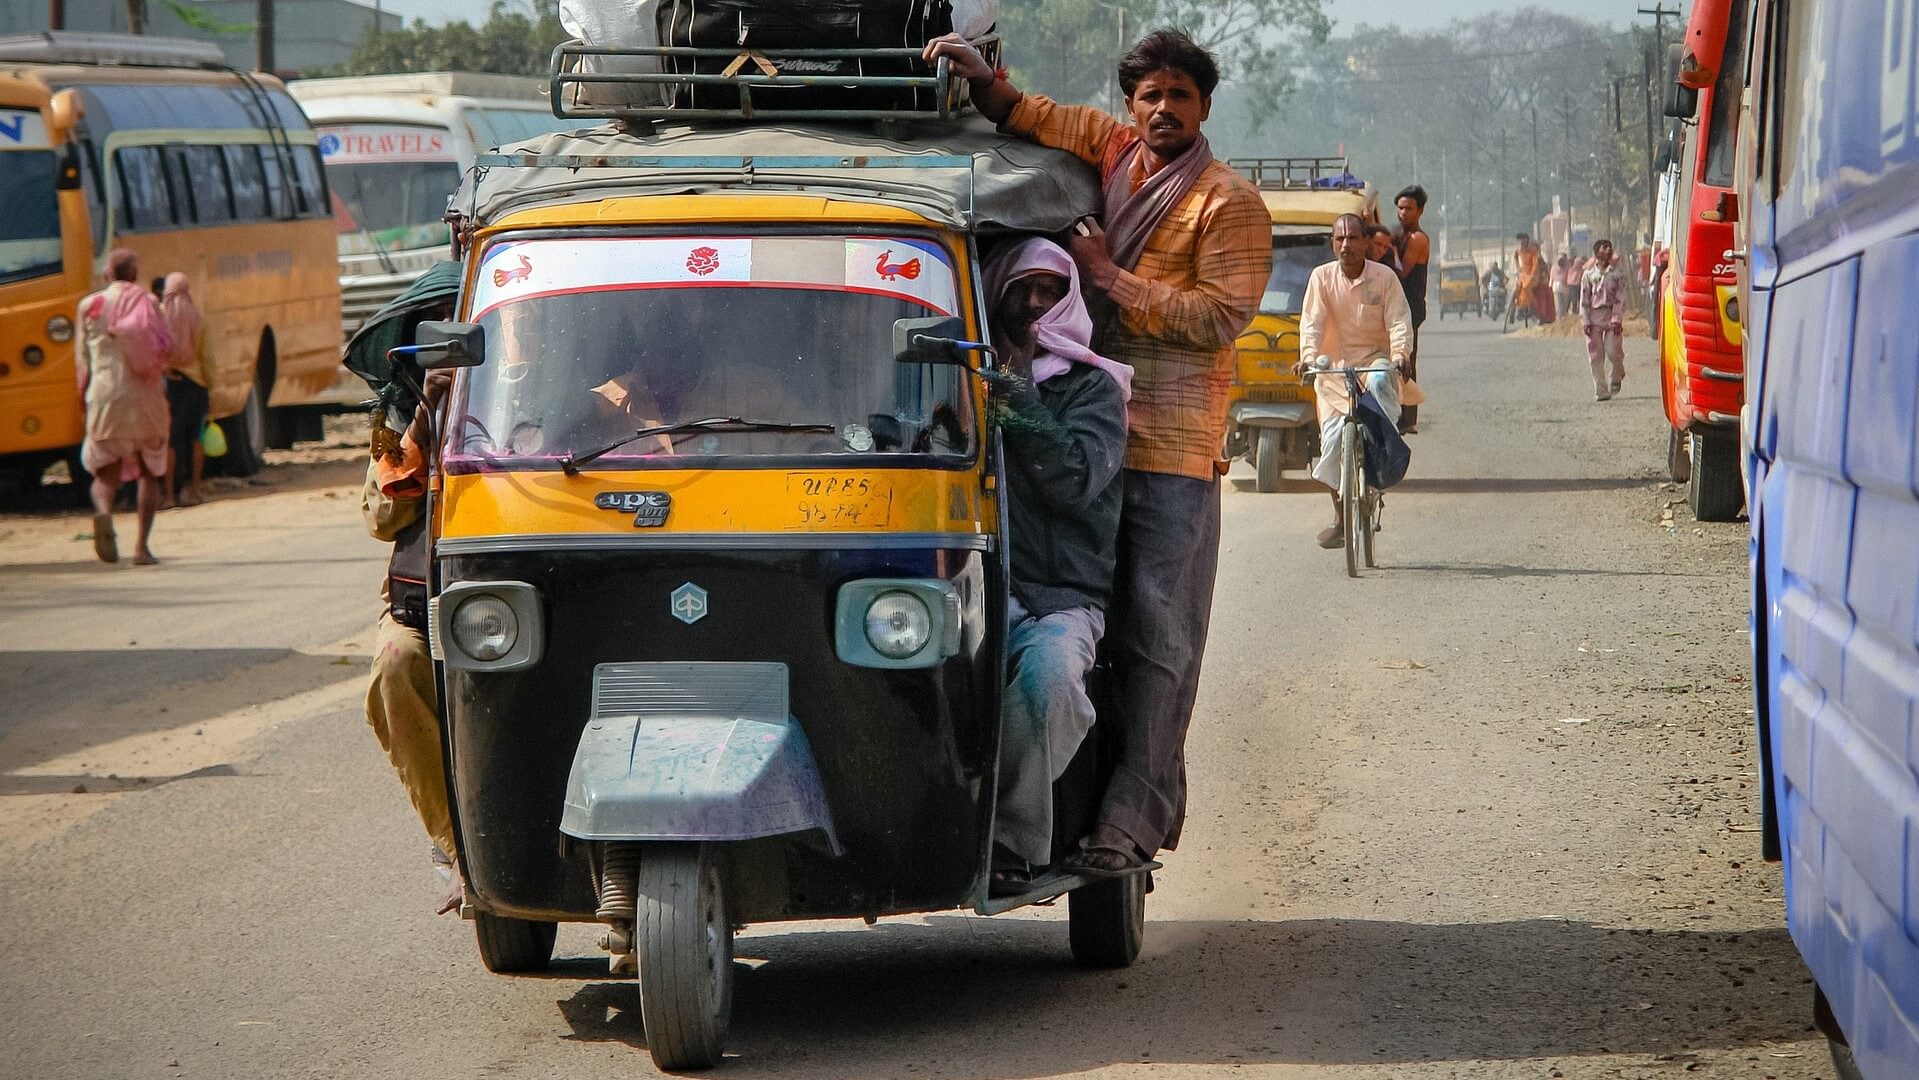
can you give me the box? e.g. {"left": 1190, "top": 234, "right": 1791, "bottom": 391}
{"left": 1068, "top": 872, "right": 1145, "bottom": 969}
{"left": 473, "top": 912, "right": 557, "bottom": 973}
{"left": 636, "top": 842, "right": 733, "bottom": 1072}
{"left": 1254, "top": 428, "right": 1282, "bottom": 492}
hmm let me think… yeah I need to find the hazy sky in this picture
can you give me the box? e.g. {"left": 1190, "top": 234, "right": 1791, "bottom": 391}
{"left": 371, "top": 0, "right": 1641, "bottom": 32}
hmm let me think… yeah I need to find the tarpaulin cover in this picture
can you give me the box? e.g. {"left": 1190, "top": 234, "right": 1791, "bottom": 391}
{"left": 453, "top": 116, "right": 1102, "bottom": 233}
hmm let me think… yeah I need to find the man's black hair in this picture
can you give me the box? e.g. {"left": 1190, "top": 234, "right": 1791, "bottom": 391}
{"left": 1118, "top": 28, "right": 1221, "bottom": 99}
{"left": 1395, "top": 184, "right": 1428, "bottom": 210}
{"left": 1516, "top": 231, "right": 1531, "bottom": 241}
{"left": 1365, "top": 222, "right": 1391, "bottom": 238}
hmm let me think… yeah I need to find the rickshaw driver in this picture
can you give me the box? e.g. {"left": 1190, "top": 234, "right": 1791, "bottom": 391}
{"left": 1296, "top": 213, "right": 1417, "bottom": 550}
{"left": 981, "top": 237, "right": 1132, "bottom": 893}
{"left": 924, "top": 28, "right": 1271, "bottom": 878}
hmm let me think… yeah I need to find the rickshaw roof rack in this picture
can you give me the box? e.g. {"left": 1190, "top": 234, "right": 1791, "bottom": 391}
{"left": 547, "top": 36, "right": 1001, "bottom": 123}
{"left": 457, "top": 117, "right": 1103, "bottom": 233}
{"left": 1228, "top": 156, "right": 1365, "bottom": 191}
{"left": 0, "top": 31, "right": 226, "bottom": 69}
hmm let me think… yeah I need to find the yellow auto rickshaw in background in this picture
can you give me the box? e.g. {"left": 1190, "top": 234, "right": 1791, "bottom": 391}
{"left": 1436, "top": 257, "right": 1480, "bottom": 319}
{"left": 1224, "top": 158, "right": 1377, "bottom": 492}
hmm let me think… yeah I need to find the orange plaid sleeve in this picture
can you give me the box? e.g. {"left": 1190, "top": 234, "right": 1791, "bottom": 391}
{"left": 1002, "top": 94, "right": 1125, "bottom": 170}
{"left": 1106, "top": 182, "right": 1270, "bottom": 361}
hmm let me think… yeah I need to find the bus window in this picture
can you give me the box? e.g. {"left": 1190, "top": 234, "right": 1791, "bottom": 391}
{"left": 329, "top": 155, "right": 460, "bottom": 250}
{"left": 184, "top": 145, "right": 232, "bottom": 222}
{"left": 115, "top": 145, "right": 174, "bottom": 231}
{"left": 224, "top": 144, "right": 268, "bottom": 220}
{"left": 0, "top": 146, "right": 62, "bottom": 285}
{"left": 260, "top": 145, "right": 295, "bottom": 219}
{"left": 1702, "top": 0, "right": 1749, "bottom": 187}
{"left": 462, "top": 106, "right": 576, "bottom": 149}
{"left": 291, "top": 146, "right": 328, "bottom": 218}
{"left": 162, "top": 146, "right": 197, "bottom": 222}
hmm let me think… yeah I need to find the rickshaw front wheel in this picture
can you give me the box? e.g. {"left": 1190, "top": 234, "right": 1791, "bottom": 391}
{"left": 1068, "top": 872, "right": 1146, "bottom": 969}
{"left": 1254, "top": 429, "right": 1283, "bottom": 493}
{"left": 473, "top": 911, "right": 557, "bottom": 973}
{"left": 636, "top": 842, "right": 733, "bottom": 1071}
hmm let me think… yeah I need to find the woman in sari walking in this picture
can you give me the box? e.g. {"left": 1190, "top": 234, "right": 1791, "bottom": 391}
{"left": 77, "top": 248, "right": 171, "bottom": 564}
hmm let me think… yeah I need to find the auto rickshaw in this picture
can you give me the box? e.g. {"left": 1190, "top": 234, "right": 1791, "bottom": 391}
{"left": 1223, "top": 157, "right": 1377, "bottom": 492}
{"left": 411, "top": 44, "right": 1153, "bottom": 1072}
{"left": 1436, "top": 257, "right": 1480, "bottom": 319}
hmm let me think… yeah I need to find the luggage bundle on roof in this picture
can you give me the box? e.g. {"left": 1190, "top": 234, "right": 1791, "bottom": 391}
{"left": 554, "top": 0, "right": 1000, "bottom": 120}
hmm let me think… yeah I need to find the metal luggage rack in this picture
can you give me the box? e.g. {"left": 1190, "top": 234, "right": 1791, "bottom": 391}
{"left": 549, "top": 35, "right": 1001, "bottom": 122}
{"left": 1229, "top": 156, "right": 1363, "bottom": 190}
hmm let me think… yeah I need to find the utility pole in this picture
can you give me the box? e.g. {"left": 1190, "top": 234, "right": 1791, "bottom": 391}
{"left": 1560, "top": 90, "right": 1576, "bottom": 240}
{"left": 1499, "top": 128, "right": 1509, "bottom": 265}
{"left": 256, "top": 0, "right": 275, "bottom": 72}
{"left": 1640, "top": 37, "right": 1657, "bottom": 240}
{"left": 1440, "top": 148, "right": 1449, "bottom": 256}
{"left": 124, "top": 0, "right": 145, "bottom": 34}
{"left": 50, "top": 0, "right": 64, "bottom": 30}
{"left": 1530, "top": 102, "right": 1542, "bottom": 242}
{"left": 1638, "top": 2, "right": 1682, "bottom": 59}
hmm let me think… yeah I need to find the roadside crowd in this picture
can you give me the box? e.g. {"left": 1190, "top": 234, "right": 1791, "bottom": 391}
{"left": 76, "top": 247, "right": 212, "bottom": 565}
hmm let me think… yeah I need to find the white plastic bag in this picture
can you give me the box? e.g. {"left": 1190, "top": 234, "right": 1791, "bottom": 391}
{"left": 560, "top": 0, "right": 667, "bottom": 108}
{"left": 950, "top": 0, "right": 998, "bottom": 39}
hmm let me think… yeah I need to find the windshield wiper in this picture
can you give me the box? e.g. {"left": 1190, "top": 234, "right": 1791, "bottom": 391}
{"left": 561, "top": 416, "right": 838, "bottom": 474}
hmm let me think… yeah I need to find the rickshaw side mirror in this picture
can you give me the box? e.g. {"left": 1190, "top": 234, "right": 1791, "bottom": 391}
{"left": 414, "top": 321, "right": 486, "bottom": 370}
{"left": 894, "top": 316, "right": 990, "bottom": 366}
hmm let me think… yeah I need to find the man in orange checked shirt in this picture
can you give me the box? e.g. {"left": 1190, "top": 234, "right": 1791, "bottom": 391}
{"left": 925, "top": 28, "right": 1270, "bottom": 878}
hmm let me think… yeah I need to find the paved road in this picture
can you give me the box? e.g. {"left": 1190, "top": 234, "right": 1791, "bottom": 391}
{"left": 0, "top": 319, "right": 1824, "bottom": 1079}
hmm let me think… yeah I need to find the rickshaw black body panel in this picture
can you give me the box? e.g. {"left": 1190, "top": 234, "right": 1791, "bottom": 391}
{"left": 441, "top": 542, "right": 1001, "bottom": 923}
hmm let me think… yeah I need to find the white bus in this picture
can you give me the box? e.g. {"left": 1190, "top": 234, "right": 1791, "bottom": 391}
{"left": 287, "top": 72, "right": 578, "bottom": 333}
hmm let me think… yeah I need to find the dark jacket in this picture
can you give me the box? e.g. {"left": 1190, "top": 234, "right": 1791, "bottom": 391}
{"left": 1000, "top": 363, "right": 1128, "bottom": 616}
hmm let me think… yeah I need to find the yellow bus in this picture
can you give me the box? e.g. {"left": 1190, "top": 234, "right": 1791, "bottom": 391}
{"left": 0, "top": 33, "right": 342, "bottom": 487}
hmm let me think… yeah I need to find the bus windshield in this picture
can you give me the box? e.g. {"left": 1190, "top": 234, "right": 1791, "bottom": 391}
{"left": 329, "top": 160, "right": 460, "bottom": 253}
{"left": 448, "top": 235, "right": 974, "bottom": 470}
{"left": 0, "top": 149, "right": 63, "bottom": 285}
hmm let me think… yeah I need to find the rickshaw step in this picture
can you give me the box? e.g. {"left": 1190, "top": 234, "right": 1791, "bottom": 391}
{"left": 973, "top": 861, "right": 1161, "bottom": 916}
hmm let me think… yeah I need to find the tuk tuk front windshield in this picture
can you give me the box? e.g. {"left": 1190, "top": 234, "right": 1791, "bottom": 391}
{"left": 448, "top": 234, "right": 974, "bottom": 470}
{"left": 1263, "top": 234, "right": 1334, "bottom": 316}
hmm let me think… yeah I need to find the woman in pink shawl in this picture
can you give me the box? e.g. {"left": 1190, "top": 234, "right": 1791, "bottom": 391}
{"left": 161, "top": 271, "right": 211, "bottom": 508}
{"left": 76, "top": 248, "right": 172, "bottom": 564}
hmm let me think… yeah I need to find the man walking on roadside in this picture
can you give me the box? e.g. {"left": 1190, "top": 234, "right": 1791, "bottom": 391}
{"left": 924, "top": 28, "right": 1271, "bottom": 877}
{"left": 1390, "top": 185, "right": 1430, "bottom": 433}
{"left": 1581, "top": 239, "right": 1628, "bottom": 401}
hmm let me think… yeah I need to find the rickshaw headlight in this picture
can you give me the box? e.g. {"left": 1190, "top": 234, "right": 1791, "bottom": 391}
{"left": 431, "top": 580, "right": 543, "bottom": 672}
{"left": 864, "top": 591, "right": 932, "bottom": 659}
{"left": 45, "top": 316, "right": 73, "bottom": 343}
{"left": 452, "top": 595, "right": 517, "bottom": 661}
{"left": 835, "top": 579, "right": 962, "bottom": 669}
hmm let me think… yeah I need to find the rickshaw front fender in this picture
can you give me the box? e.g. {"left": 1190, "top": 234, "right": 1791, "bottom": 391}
{"left": 1230, "top": 402, "right": 1315, "bottom": 430}
{"left": 559, "top": 714, "right": 841, "bottom": 854}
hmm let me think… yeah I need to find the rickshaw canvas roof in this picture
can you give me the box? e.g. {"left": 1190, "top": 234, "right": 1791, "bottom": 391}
{"left": 454, "top": 117, "right": 1103, "bottom": 233}
{"left": 1258, "top": 186, "right": 1377, "bottom": 227}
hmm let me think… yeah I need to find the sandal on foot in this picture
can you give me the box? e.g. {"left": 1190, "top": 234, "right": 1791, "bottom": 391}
{"left": 91, "top": 514, "right": 118, "bottom": 563}
{"left": 1060, "top": 844, "right": 1146, "bottom": 880}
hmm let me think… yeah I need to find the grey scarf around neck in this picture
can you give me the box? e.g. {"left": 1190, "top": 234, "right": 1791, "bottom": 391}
{"left": 1100, "top": 134, "right": 1215, "bottom": 272}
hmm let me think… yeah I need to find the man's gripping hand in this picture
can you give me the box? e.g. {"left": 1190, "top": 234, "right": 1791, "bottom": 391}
{"left": 1068, "top": 218, "right": 1120, "bottom": 292}
{"left": 922, "top": 34, "right": 996, "bottom": 86}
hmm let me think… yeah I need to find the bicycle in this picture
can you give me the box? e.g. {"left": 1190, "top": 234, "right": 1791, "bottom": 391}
{"left": 1305, "top": 362, "right": 1400, "bottom": 578}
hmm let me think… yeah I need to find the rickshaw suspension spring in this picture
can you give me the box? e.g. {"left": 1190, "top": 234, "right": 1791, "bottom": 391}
{"left": 595, "top": 843, "right": 641, "bottom": 921}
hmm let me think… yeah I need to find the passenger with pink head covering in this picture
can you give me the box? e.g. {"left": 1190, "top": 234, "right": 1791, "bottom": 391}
{"left": 161, "top": 271, "right": 211, "bottom": 508}
{"left": 980, "top": 237, "right": 1133, "bottom": 892}
{"left": 76, "top": 248, "right": 172, "bottom": 564}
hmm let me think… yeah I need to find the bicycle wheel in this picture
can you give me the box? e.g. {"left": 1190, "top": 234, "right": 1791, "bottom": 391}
{"left": 1341, "top": 422, "right": 1362, "bottom": 578}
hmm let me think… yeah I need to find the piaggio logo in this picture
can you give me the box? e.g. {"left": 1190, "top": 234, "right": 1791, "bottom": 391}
{"left": 595, "top": 491, "right": 672, "bottom": 527}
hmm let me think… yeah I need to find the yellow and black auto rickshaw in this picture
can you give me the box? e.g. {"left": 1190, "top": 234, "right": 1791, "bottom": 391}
{"left": 1436, "top": 256, "right": 1480, "bottom": 319}
{"left": 406, "top": 42, "right": 1155, "bottom": 1071}
{"left": 1223, "top": 158, "right": 1377, "bottom": 491}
